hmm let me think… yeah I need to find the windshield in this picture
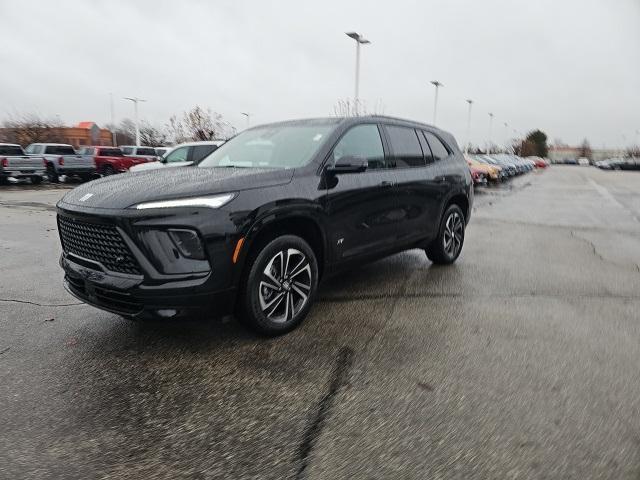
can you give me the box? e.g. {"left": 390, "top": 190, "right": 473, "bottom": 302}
{"left": 0, "top": 145, "right": 25, "bottom": 155}
{"left": 198, "top": 124, "right": 333, "bottom": 169}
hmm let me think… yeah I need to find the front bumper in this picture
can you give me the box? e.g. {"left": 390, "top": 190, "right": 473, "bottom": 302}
{"left": 61, "top": 254, "right": 236, "bottom": 318}
{"left": 57, "top": 205, "right": 243, "bottom": 319}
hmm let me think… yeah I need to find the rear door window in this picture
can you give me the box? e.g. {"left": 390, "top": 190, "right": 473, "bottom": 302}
{"left": 332, "top": 124, "right": 387, "bottom": 170}
{"left": 385, "top": 126, "right": 425, "bottom": 168}
{"left": 422, "top": 132, "right": 450, "bottom": 162}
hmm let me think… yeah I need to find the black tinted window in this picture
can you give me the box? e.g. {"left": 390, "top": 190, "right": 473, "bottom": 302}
{"left": 45, "top": 145, "right": 75, "bottom": 155}
{"left": 192, "top": 145, "right": 218, "bottom": 163}
{"left": 137, "top": 148, "right": 156, "bottom": 156}
{"left": 100, "top": 148, "right": 123, "bottom": 156}
{"left": 423, "top": 132, "right": 450, "bottom": 162}
{"left": 0, "top": 145, "right": 24, "bottom": 155}
{"left": 385, "top": 126, "right": 425, "bottom": 168}
{"left": 333, "top": 124, "right": 386, "bottom": 170}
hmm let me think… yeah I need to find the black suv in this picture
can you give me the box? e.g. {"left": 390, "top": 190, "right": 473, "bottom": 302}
{"left": 57, "top": 116, "right": 472, "bottom": 334}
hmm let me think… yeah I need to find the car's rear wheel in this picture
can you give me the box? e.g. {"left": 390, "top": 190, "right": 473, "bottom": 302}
{"left": 102, "top": 165, "right": 115, "bottom": 176}
{"left": 426, "top": 204, "right": 465, "bottom": 265}
{"left": 237, "top": 235, "right": 318, "bottom": 335}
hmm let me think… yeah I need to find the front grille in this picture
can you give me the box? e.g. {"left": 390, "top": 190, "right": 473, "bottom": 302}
{"left": 58, "top": 215, "right": 141, "bottom": 275}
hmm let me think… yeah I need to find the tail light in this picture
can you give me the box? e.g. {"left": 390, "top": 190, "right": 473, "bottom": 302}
{"left": 43, "top": 157, "right": 47, "bottom": 167}
{"left": 58, "top": 156, "right": 64, "bottom": 166}
{"left": 1, "top": 158, "right": 7, "bottom": 168}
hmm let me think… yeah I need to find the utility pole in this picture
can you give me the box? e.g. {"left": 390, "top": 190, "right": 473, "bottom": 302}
{"left": 465, "top": 99, "right": 473, "bottom": 154}
{"left": 503, "top": 122, "right": 509, "bottom": 151}
{"left": 123, "top": 96, "right": 146, "bottom": 146}
{"left": 346, "top": 32, "right": 371, "bottom": 116}
{"left": 431, "top": 81, "right": 443, "bottom": 125}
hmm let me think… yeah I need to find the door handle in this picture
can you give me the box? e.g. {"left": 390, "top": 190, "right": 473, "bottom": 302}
{"left": 379, "top": 181, "right": 395, "bottom": 188}
{"left": 434, "top": 176, "right": 446, "bottom": 183}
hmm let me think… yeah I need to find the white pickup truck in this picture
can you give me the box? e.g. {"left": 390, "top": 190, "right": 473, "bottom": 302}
{"left": 25, "top": 143, "right": 96, "bottom": 183}
{"left": 0, "top": 143, "right": 46, "bottom": 184}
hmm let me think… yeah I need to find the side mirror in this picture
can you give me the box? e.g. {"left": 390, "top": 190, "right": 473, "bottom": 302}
{"left": 326, "top": 156, "right": 368, "bottom": 174}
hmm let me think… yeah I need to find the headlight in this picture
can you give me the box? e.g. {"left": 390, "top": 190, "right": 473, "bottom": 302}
{"left": 133, "top": 193, "right": 235, "bottom": 210}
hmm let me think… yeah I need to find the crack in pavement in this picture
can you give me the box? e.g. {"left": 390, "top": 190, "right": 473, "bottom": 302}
{"left": 296, "top": 346, "right": 354, "bottom": 480}
{"left": 0, "top": 298, "right": 83, "bottom": 307}
{"left": 0, "top": 347, "right": 10, "bottom": 355}
{"left": 570, "top": 230, "right": 608, "bottom": 264}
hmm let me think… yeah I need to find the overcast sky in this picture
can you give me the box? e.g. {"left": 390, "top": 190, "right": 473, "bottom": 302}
{"left": 1, "top": 0, "right": 638, "bottom": 148}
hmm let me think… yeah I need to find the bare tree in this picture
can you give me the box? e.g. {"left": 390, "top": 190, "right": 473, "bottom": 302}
{"left": 139, "top": 121, "right": 168, "bottom": 147}
{"left": 164, "top": 106, "right": 232, "bottom": 143}
{"left": 578, "top": 138, "right": 592, "bottom": 159}
{"left": 1, "top": 113, "right": 66, "bottom": 145}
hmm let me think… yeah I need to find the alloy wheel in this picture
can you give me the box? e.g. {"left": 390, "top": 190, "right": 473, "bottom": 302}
{"left": 443, "top": 211, "right": 464, "bottom": 258}
{"left": 258, "top": 248, "right": 311, "bottom": 323}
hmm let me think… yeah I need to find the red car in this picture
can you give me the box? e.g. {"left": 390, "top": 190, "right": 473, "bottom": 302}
{"left": 78, "top": 146, "right": 150, "bottom": 175}
{"left": 468, "top": 164, "right": 487, "bottom": 186}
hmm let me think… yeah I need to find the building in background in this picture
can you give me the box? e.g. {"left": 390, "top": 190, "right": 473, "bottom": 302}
{"left": 0, "top": 122, "right": 113, "bottom": 148}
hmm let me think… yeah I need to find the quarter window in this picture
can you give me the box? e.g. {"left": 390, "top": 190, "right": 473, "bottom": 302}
{"left": 385, "top": 126, "right": 425, "bottom": 168}
{"left": 332, "top": 124, "right": 386, "bottom": 170}
{"left": 423, "top": 131, "right": 450, "bottom": 162}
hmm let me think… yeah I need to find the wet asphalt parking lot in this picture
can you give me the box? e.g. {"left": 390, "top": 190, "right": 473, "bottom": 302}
{"left": 1, "top": 166, "right": 640, "bottom": 479}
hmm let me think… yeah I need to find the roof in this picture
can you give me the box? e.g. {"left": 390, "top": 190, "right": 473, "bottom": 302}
{"left": 0, "top": 143, "right": 20, "bottom": 147}
{"left": 174, "top": 140, "right": 226, "bottom": 147}
{"left": 77, "top": 121, "right": 98, "bottom": 129}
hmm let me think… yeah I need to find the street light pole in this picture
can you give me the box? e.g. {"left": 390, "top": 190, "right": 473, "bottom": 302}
{"left": 346, "top": 32, "right": 371, "bottom": 116}
{"left": 465, "top": 99, "right": 473, "bottom": 154}
{"left": 503, "top": 122, "right": 508, "bottom": 151}
{"left": 488, "top": 112, "right": 494, "bottom": 153}
{"left": 431, "top": 81, "right": 443, "bottom": 125}
{"left": 109, "top": 92, "right": 116, "bottom": 146}
{"left": 123, "top": 96, "right": 146, "bottom": 146}
{"left": 241, "top": 112, "right": 251, "bottom": 128}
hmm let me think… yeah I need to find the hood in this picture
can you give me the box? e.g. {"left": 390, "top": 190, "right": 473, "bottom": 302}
{"left": 58, "top": 166, "right": 294, "bottom": 210}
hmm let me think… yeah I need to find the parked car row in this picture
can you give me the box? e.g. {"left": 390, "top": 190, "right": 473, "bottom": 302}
{"left": 595, "top": 157, "right": 640, "bottom": 170}
{"left": 0, "top": 140, "right": 229, "bottom": 185}
{"left": 465, "top": 154, "right": 548, "bottom": 186}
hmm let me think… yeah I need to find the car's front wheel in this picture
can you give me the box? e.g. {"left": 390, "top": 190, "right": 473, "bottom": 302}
{"left": 426, "top": 204, "right": 466, "bottom": 265}
{"left": 238, "top": 235, "right": 318, "bottom": 335}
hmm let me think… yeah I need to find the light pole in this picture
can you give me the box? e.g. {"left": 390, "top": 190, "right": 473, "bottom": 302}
{"left": 465, "top": 99, "right": 473, "bottom": 154}
{"left": 123, "top": 96, "right": 146, "bottom": 146}
{"left": 503, "top": 122, "right": 508, "bottom": 151}
{"left": 241, "top": 112, "right": 251, "bottom": 128}
{"left": 346, "top": 32, "right": 371, "bottom": 116}
{"left": 488, "top": 112, "right": 494, "bottom": 153}
{"left": 431, "top": 81, "right": 443, "bottom": 125}
{"left": 109, "top": 93, "right": 116, "bottom": 146}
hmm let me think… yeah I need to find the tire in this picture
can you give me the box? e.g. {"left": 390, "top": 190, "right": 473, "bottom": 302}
{"left": 237, "top": 235, "right": 318, "bottom": 335}
{"left": 426, "top": 204, "right": 466, "bottom": 265}
{"left": 31, "top": 176, "right": 42, "bottom": 185}
{"left": 46, "top": 164, "right": 59, "bottom": 183}
{"left": 102, "top": 165, "right": 115, "bottom": 176}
